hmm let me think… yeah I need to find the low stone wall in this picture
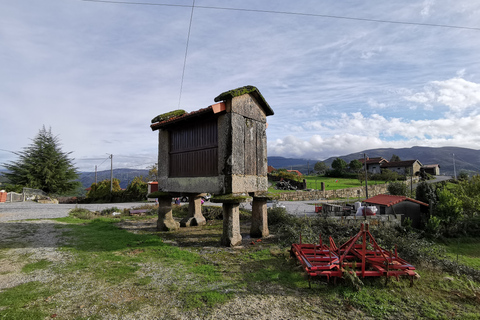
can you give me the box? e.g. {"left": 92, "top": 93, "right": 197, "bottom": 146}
{"left": 274, "top": 178, "right": 419, "bottom": 201}
{"left": 274, "top": 184, "right": 388, "bottom": 201}
{"left": 324, "top": 214, "right": 403, "bottom": 228}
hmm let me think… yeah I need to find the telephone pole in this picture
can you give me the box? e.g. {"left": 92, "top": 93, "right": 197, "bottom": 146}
{"left": 109, "top": 154, "right": 113, "bottom": 192}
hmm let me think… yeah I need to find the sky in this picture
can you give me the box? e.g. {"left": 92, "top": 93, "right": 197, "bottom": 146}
{"left": 1, "top": 0, "right": 480, "bottom": 172}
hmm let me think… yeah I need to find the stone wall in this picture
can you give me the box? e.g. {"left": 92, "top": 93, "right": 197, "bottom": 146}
{"left": 324, "top": 214, "right": 403, "bottom": 228}
{"left": 274, "top": 178, "right": 419, "bottom": 201}
{"left": 274, "top": 184, "right": 388, "bottom": 201}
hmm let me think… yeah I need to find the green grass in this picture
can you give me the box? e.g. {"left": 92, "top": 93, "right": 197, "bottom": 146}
{"left": 21, "top": 259, "right": 53, "bottom": 273}
{"left": 269, "top": 176, "right": 389, "bottom": 192}
{"left": 57, "top": 218, "right": 203, "bottom": 284}
{"left": 0, "top": 281, "right": 55, "bottom": 319}
{"left": 441, "top": 238, "right": 480, "bottom": 269}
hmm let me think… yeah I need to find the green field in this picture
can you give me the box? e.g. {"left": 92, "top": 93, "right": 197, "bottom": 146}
{"left": 440, "top": 238, "right": 480, "bottom": 269}
{"left": 269, "top": 176, "right": 388, "bottom": 192}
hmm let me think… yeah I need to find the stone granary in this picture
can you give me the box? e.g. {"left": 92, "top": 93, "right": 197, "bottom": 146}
{"left": 150, "top": 85, "right": 274, "bottom": 246}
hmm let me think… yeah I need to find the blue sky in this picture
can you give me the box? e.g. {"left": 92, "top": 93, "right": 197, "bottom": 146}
{"left": 1, "top": 0, "right": 480, "bottom": 172}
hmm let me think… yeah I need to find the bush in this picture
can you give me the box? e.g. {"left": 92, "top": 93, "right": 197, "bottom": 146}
{"left": 267, "top": 207, "right": 292, "bottom": 226}
{"left": 387, "top": 181, "right": 408, "bottom": 196}
{"left": 69, "top": 208, "right": 96, "bottom": 220}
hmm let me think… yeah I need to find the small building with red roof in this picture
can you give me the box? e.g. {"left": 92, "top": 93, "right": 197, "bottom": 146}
{"left": 365, "top": 194, "right": 429, "bottom": 228}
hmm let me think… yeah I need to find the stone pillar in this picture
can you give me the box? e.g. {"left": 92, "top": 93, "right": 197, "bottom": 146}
{"left": 250, "top": 196, "right": 269, "bottom": 238}
{"left": 180, "top": 194, "right": 206, "bottom": 227}
{"left": 157, "top": 195, "right": 180, "bottom": 231}
{"left": 221, "top": 202, "right": 242, "bottom": 247}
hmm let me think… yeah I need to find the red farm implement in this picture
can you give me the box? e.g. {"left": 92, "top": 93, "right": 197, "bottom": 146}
{"left": 290, "top": 223, "right": 418, "bottom": 287}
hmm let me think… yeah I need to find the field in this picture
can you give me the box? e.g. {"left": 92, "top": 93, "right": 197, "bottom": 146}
{"left": 269, "top": 176, "right": 387, "bottom": 192}
{"left": 0, "top": 208, "right": 479, "bottom": 319}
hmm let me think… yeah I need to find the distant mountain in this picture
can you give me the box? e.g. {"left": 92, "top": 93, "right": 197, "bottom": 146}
{"left": 78, "top": 168, "right": 149, "bottom": 190}
{"left": 269, "top": 146, "right": 480, "bottom": 176}
{"left": 267, "top": 156, "right": 318, "bottom": 174}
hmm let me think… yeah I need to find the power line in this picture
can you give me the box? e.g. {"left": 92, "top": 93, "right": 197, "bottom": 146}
{"left": 81, "top": 0, "right": 480, "bottom": 31}
{"left": 178, "top": 0, "right": 195, "bottom": 109}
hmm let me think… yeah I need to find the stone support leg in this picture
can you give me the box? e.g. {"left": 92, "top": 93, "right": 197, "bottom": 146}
{"left": 157, "top": 196, "right": 180, "bottom": 231}
{"left": 180, "top": 194, "right": 206, "bottom": 227}
{"left": 221, "top": 203, "right": 242, "bottom": 247}
{"left": 250, "top": 197, "right": 269, "bottom": 238}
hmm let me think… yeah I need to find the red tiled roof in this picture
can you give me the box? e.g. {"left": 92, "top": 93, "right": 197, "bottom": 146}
{"left": 365, "top": 194, "right": 428, "bottom": 207}
{"left": 287, "top": 169, "right": 302, "bottom": 176}
{"left": 151, "top": 106, "right": 214, "bottom": 131}
{"left": 267, "top": 165, "right": 276, "bottom": 173}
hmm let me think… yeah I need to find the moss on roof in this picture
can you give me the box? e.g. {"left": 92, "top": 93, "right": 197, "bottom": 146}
{"left": 214, "top": 85, "right": 274, "bottom": 116}
{"left": 151, "top": 109, "right": 186, "bottom": 124}
{"left": 214, "top": 85, "right": 258, "bottom": 102}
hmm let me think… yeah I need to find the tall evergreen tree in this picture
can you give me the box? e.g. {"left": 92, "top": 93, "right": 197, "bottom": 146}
{"left": 2, "top": 126, "right": 79, "bottom": 194}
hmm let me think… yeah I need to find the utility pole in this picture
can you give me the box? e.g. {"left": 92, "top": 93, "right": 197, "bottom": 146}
{"left": 453, "top": 153, "right": 457, "bottom": 180}
{"left": 363, "top": 153, "right": 369, "bottom": 199}
{"left": 110, "top": 154, "right": 113, "bottom": 192}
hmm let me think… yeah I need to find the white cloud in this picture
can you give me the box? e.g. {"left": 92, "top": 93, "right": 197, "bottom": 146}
{"left": 421, "top": 0, "right": 435, "bottom": 17}
{"left": 270, "top": 112, "right": 480, "bottom": 160}
{"left": 404, "top": 78, "right": 480, "bottom": 113}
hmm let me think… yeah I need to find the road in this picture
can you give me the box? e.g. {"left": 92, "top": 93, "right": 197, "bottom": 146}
{"left": 0, "top": 200, "right": 318, "bottom": 222}
{"left": 0, "top": 201, "right": 148, "bottom": 222}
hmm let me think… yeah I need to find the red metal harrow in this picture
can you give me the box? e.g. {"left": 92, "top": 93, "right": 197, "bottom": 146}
{"left": 290, "top": 223, "right": 418, "bottom": 286}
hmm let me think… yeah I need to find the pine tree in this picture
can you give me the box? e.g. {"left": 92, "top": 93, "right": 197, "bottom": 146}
{"left": 2, "top": 126, "right": 79, "bottom": 194}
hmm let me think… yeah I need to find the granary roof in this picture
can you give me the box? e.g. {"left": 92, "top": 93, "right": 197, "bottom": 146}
{"left": 151, "top": 85, "right": 273, "bottom": 131}
{"left": 151, "top": 106, "right": 214, "bottom": 131}
{"left": 365, "top": 194, "right": 428, "bottom": 207}
{"left": 214, "top": 85, "right": 274, "bottom": 116}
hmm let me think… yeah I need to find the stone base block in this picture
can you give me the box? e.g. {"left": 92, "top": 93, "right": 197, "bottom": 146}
{"left": 180, "top": 216, "right": 206, "bottom": 227}
{"left": 157, "top": 218, "right": 180, "bottom": 231}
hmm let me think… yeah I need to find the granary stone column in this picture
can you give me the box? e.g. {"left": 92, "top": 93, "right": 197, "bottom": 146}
{"left": 180, "top": 193, "right": 206, "bottom": 227}
{"left": 156, "top": 193, "right": 180, "bottom": 231}
{"left": 212, "top": 194, "right": 251, "bottom": 247}
{"left": 250, "top": 196, "right": 269, "bottom": 238}
{"left": 221, "top": 202, "right": 242, "bottom": 247}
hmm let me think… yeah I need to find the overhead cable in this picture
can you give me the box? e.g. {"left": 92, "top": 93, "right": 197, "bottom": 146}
{"left": 81, "top": 0, "right": 480, "bottom": 31}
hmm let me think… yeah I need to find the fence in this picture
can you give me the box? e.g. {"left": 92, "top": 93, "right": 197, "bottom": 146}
{"left": 0, "top": 188, "right": 48, "bottom": 203}
{"left": 7, "top": 192, "right": 23, "bottom": 202}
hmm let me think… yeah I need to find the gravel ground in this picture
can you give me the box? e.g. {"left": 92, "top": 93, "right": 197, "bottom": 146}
{"left": 0, "top": 201, "right": 149, "bottom": 221}
{"left": 0, "top": 200, "right": 318, "bottom": 222}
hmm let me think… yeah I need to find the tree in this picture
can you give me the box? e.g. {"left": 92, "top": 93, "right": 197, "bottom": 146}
{"left": 2, "top": 126, "right": 79, "bottom": 194}
{"left": 125, "top": 176, "right": 148, "bottom": 201}
{"left": 390, "top": 154, "right": 401, "bottom": 162}
{"left": 455, "top": 175, "right": 480, "bottom": 217}
{"left": 387, "top": 181, "right": 408, "bottom": 196}
{"left": 331, "top": 158, "right": 347, "bottom": 175}
{"left": 86, "top": 178, "right": 122, "bottom": 200}
{"left": 313, "top": 161, "right": 328, "bottom": 174}
{"left": 147, "top": 163, "right": 158, "bottom": 181}
{"left": 415, "top": 181, "right": 437, "bottom": 207}
{"left": 348, "top": 159, "right": 363, "bottom": 173}
{"left": 435, "top": 188, "right": 462, "bottom": 224}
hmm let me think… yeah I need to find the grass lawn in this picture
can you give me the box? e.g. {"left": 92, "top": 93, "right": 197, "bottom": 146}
{"left": 440, "top": 237, "right": 480, "bottom": 270}
{"left": 269, "top": 176, "right": 389, "bottom": 192}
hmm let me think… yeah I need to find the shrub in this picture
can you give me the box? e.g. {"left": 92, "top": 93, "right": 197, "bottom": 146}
{"left": 69, "top": 208, "right": 96, "bottom": 220}
{"left": 387, "top": 181, "right": 408, "bottom": 196}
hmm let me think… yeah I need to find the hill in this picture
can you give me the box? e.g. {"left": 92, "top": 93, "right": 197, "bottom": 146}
{"left": 269, "top": 146, "right": 480, "bottom": 176}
